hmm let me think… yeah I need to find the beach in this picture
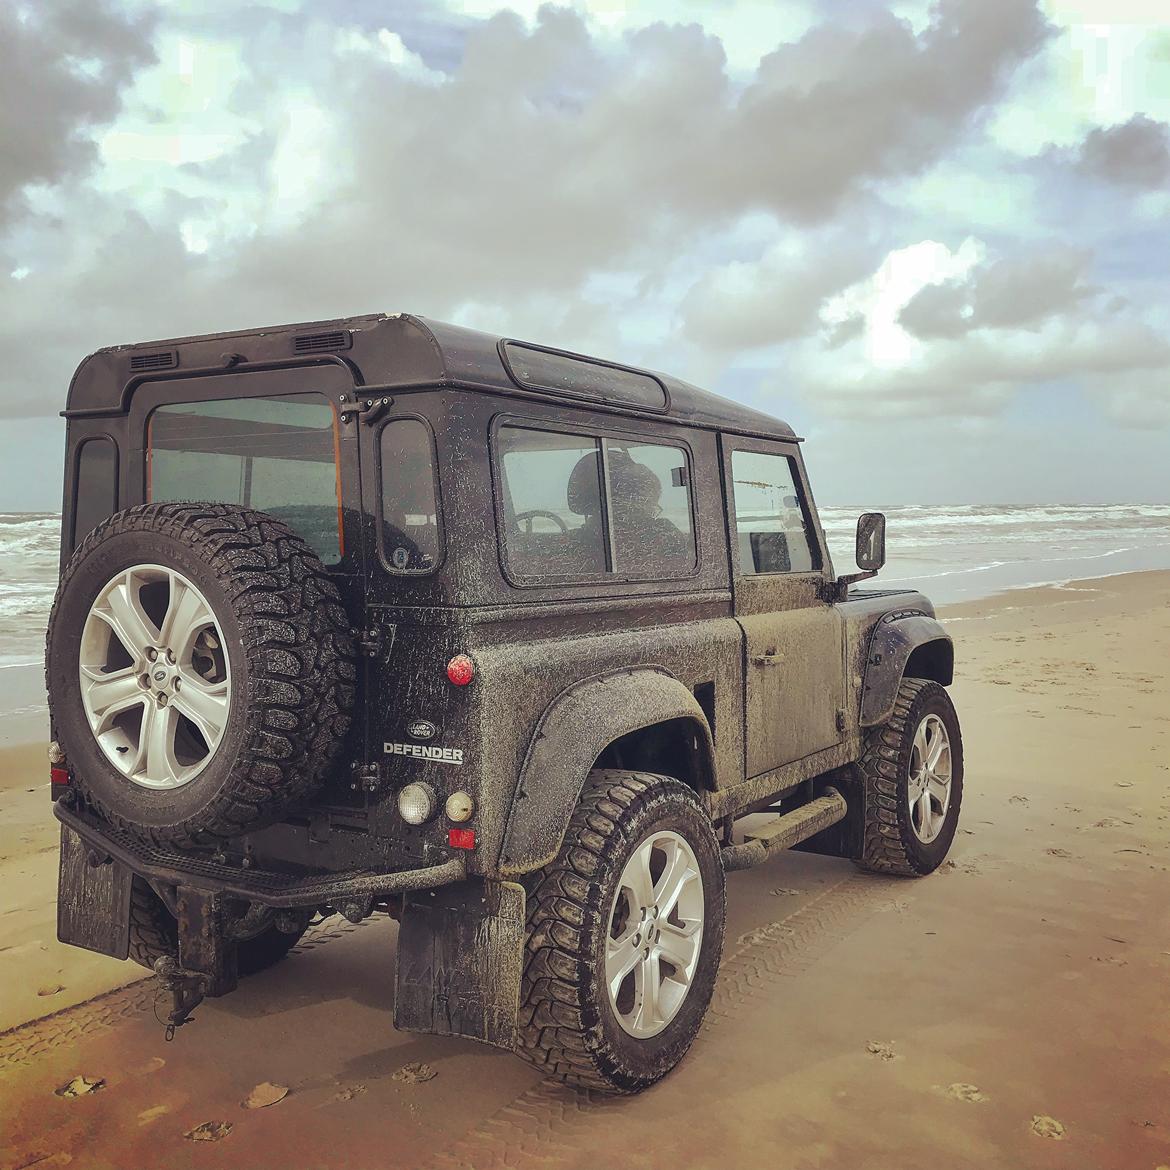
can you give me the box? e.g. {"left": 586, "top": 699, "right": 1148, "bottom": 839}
{"left": 1, "top": 567, "right": 1167, "bottom": 1169}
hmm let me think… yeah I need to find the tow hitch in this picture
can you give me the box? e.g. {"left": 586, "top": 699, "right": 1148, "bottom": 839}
{"left": 152, "top": 887, "right": 239, "bottom": 1039}
{"left": 153, "top": 956, "right": 210, "bottom": 1040}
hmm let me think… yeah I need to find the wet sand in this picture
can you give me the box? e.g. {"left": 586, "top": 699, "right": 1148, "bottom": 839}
{"left": 1, "top": 570, "right": 1168, "bottom": 1169}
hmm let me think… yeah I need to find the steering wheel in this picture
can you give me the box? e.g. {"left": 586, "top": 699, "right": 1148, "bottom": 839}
{"left": 514, "top": 509, "right": 569, "bottom": 535}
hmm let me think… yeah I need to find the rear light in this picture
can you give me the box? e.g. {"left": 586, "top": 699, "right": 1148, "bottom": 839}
{"left": 446, "top": 654, "right": 474, "bottom": 686}
{"left": 445, "top": 791, "right": 474, "bottom": 822}
{"left": 397, "top": 782, "right": 436, "bottom": 825}
{"left": 448, "top": 827, "right": 476, "bottom": 850}
{"left": 50, "top": 767, "right": 70, "bottom": 787}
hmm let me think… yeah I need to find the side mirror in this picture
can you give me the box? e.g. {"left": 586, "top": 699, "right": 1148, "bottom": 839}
{"left": 855, "top": 511, "right": 886, "bottom": 572}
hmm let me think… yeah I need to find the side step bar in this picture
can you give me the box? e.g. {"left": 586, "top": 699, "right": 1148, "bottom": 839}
{"left": 721, "top": 787, "right": 847, "bottom": 872}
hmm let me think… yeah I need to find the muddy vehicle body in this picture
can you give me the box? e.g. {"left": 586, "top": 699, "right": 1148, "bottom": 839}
{"left": 47, "top": 313, "right": 961, "bottom": 1091}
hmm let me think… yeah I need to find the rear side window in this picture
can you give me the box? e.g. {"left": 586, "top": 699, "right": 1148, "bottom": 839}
{"left": 498, "top": 427, "right": 607, "bottom": 578}
{"left": 605, "top": 441, "right": 695, "bottom": 577}
{"left": 497, "top": 424, "right": 696, "bottom": 582}
{"left": 147, "top": 393, "right": 342, "bottom": 564}
{"left": 74, "top": 436, "right": 118, "bottom": 545}
{"left": 379, "top": 418, "right": 442, "bottom": 573}
{"left": 730, "top": 450, "right": 819, "bottom": 575}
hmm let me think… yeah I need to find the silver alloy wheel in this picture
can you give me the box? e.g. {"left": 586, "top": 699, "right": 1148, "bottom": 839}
{"left": 907, "top": 712, "right": 952, "bottom": 844}
{"left": 79, "top": 564, "right": 231, "bottom": 790}
{"left": 606, "top": 829, "right": 704, "bottom": 1039}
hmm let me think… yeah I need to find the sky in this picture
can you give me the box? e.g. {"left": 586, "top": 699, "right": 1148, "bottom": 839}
{"left": 1, "top": 0, "right": 1169, "bottom": 509}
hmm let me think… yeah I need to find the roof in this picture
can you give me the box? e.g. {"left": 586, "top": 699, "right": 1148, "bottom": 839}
{"left": 64, "top": 312, "right": 799, "bottom": 442}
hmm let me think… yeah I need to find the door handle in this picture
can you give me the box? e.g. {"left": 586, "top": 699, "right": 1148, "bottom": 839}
{"left": 751, "top": 652, "right": 784, "bottom": 667}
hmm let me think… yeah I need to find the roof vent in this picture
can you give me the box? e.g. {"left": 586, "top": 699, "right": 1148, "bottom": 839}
{"left": 129, "top": 350, "right": 177, "bottom": 372}
{"left": 293, "top": 329, "right": 352, "bottom": 355}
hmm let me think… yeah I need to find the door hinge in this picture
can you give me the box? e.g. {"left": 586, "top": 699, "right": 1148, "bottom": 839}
{"left": 836, "top": 708, "right": 847, "bottom": 733}
{"left": 338, "top": 394, "right": 393, "bottom": 424}
{"left": 356, "top": 624, "right": 386, "bottom": 657}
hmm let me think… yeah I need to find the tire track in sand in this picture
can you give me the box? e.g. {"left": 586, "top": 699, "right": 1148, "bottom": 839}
{"left": 0, "top": 917, "right": 372, "bottom": 1072}
{"left": 428, "top": 872, "right": 898, "bottom": 1170}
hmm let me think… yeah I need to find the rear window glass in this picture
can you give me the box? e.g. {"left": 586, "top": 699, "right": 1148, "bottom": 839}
{"left": 501, "top": 342, "right": 667, "bottom": 411}
{"left": 379, "top": 418, "right": 442, "bottom": 573}
{"left": 147, "top": 393, "right": 342, "bottom": 563}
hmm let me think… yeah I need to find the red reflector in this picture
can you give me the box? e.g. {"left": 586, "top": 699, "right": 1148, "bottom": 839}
{"left": 446, "top": 654, "right": 474, "bottom": 686}
{"left": 50, "top": 767, "right": 70, "bottom": 787}
{"left": 448, "top": 827, "right": 476, "bottom": 850}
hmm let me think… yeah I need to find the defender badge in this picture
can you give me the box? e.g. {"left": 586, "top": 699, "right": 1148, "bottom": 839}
{"left": 407, "top": 719, "right": 437, "bottom": 741}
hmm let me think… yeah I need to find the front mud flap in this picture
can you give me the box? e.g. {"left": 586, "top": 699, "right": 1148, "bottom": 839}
{"left": 394, "top": 879, "right": 525, "bottom": 1051}
{"left": 57, "top": 824, "right": 131, "bottom": 959}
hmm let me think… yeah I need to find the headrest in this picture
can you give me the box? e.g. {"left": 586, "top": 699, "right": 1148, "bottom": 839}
{"left": 567, "top": 451, "right": 602, "bottom": 516}
{"left": 566, "top": 449, "right": 661, "bottom": 516}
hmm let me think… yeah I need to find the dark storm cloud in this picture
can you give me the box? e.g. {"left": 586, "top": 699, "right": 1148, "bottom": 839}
{"left": 1077, "top": 114, "right": 1170, "bottom": 189}
{"left": 0, "top": 1, "right": 156, "bottom": 223}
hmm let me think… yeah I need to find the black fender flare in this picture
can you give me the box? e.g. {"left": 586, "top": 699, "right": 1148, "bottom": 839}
{"left": 498, "top": 666, "right": 715, "bottom": 875}
{"left": 860, "top": 611, "right": 954, "bottom": 727}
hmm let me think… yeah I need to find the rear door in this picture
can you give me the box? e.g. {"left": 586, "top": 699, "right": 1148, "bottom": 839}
{"left": 721, "top": 436, "right": 846, "bottom": 778}
{"left": 130, "top": 365, "right": 369, "bottom": 771}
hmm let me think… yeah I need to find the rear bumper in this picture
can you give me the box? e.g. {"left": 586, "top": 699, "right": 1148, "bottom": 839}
{"left": 54, "top": 797, "right": 466, "bottom": 909}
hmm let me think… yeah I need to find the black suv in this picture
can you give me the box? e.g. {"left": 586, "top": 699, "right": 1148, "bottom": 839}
{"left": 46, "top": 313, "right": 961, "bottom": 1093}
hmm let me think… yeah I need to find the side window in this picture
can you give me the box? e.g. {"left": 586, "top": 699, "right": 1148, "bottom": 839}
{"left": 496, "top": 424, "right": 698, "bottom": 582}
{"left": 498, "top": 426, "right": 607, "bottom": 578}
{"left": 74, "top": 436, "right": 118, "bottom": 545}
{"left": 730, "top": 449, "right": 819, "bottom": 575}
{"left": 605, "top": 440, "right": 696, "bottom": 576}
{"left": 379, "top": 418, "right": 442, "bottom": 573}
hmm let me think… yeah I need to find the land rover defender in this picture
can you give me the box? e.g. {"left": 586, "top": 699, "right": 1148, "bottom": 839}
{"left": 46, "top": 313, "right": 961, "bottom": 1092}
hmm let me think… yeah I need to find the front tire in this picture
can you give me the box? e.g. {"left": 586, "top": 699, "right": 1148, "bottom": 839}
{"left": 517, "top": 770, "right": 725, "bottom": 1093}
{"left": 854, "top": 678, "right": 963, "bottom": 876}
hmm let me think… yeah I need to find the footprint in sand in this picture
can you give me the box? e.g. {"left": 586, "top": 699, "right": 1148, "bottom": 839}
{"left": 1009, "top": 795, "right": 1029, "bottom": 805}
{"left": 1029, "top": 1115, "right": 1066, "bottom": 1140}
{"left": 866, "top": 1041, "right": 898, "bottom": 1062}
{"left": 1046, "top": 847, "right": 1073, "bottom": 859}
{"left": 944, "top": 1083, "right": 988, "bottom": 1103}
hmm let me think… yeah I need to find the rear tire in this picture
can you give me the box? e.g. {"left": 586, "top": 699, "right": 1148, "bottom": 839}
{"left": 45, "top": 503, "right": 356, "bottom": 849}
{"left": 517, "top": 770, "right": 725, "bottom": 1094}
{"left": 854, "top": 678, "right": 963, "bottom": 876}
{"left": 127, "top": 878, "right": 306, "bottom": 976}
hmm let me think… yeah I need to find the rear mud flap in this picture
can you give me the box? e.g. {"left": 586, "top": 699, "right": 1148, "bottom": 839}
{"left": 57, "top": 824, "right": 131, "bottom": 960}
{"left": 394, "top": 879, "right": 525, "bottom": 1051}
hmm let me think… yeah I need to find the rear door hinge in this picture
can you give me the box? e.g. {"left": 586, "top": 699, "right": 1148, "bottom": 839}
{"left": 355, "top": 622, "right": 393, "bottom": 659}
{"left": 338, "top": 394, "right": 392, "bottom": 424}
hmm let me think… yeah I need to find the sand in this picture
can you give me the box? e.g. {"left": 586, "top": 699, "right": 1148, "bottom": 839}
{"left": 1, "top": 570, "right": 1167, "bottom": 1169}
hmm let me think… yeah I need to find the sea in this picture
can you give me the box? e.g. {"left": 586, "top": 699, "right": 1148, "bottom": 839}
{"left": 2, "top": 505, "right": 1169, "bottom": 742}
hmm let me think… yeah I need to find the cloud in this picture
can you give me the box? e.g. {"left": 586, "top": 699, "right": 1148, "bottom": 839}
{"left": 0, "top": 2, "right": 156, "bottom": 223}
{"left": 897, "top": 245, "right": 1096, "bottom": 338}
{"left": 797, "top": 241, "right": 1170, "bottom": 424}
{"left": 678, "top": 232, "right": 881, "bottom": 349}
{"left": 1077, "top": 114, "right": 1170, "bottom": 189}
{"left": 0, "top": 0, "right": 1057, "bottom": 422}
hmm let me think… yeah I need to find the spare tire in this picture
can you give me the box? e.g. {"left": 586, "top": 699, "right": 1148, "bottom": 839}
{"left": 46, "top": 502, "right": 356, "bottom": 849}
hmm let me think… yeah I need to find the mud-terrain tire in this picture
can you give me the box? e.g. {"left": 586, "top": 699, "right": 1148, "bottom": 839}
{"left": 517, "top": 770, "right": 725, "bottom": 1094}
{"left": 45, "top": 503, "right": 356, "bottom": 848}
{"left": 854, "top": 678, "right": 963, "bottom": 876}
{"left": 127, "top": 878, "right": 305, "bottom": 976}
